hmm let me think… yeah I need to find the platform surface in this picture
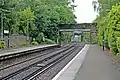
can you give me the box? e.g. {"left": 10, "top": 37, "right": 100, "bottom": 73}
{"left": 0, "top": 44, "right": 57, "bottom": 57}
{"left": 52, "top": 45, "right": 120, "bottom": 80}
{"left": 74, "top": 45, "right": 120, "bottom": 80}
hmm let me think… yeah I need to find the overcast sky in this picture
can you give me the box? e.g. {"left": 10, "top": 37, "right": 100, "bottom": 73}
{"left": 74, "top": 0, "right": 98, "bottom": 23}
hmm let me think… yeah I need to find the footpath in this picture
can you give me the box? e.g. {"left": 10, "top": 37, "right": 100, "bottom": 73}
{"left": 53, "top": 45, "right": 120, "bottom": 80}
{"left": 74, "top": 45, "right": 120, "bottom": 80}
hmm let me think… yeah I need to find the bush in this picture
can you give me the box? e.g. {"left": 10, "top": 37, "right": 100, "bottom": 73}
{"left": 10, "top": 44, "right": 16, "bottom": 48}
{"left": 117, "top": 53, "right": 120, "bottom": 57}
{"left": 44, "top": 38, "right": 55, "bottom": 44}
{"left": 22, "top": 43, "right": 27, "bottom": 47}
{"left": 117, "top": 37, "right": 120, "bottom": 55}
{"left": 31, "top": 38, "right": 39, "bottom": 45}
{"left": 109, "top": 37, "right": 118, "bottom": 55}
{"left": 31, "top": 41, "right": 39, "bottom": 45}
{"left": 36, "top": 32, "right": 45, "bottom": 44}
{"left": 0, "top": 40, "right": 5, "bottom": 49}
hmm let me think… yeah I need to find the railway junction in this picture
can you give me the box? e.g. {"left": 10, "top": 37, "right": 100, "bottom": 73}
{"left": 0, "top": 23, "right": 120, "bottom": 80}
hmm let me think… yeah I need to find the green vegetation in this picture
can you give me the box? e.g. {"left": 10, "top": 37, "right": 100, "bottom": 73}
{"left": 60, "top": 32, "right": 73, "bottom": 43}
{"left": 31, "top": 38, "right": 39, "bottom": 45}
{"left": 0, "top": 0, "right": 75, "bottom": 44}
{"left": 96, "top": 0, "right": 120, "bottom": 55}
{"left": 10, "top": 44, "right": 16, "bottom": 48}
{"left": 0, "top": 40, "right": 5, "bottom": 49}
{"left": 44, "top": 38, "right": 56, "bottom": 44}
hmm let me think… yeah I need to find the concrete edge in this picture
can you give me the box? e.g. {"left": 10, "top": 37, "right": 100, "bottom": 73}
{"left": 52, "top": 44, "right": 90, "bottom": 80}
{"left": 0, "top": 44, "right": 57, "bottom": 57}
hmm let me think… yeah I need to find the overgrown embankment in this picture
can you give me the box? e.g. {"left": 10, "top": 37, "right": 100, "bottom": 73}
{"left": 96, "top": 0, "right": 120, "bottom": 57}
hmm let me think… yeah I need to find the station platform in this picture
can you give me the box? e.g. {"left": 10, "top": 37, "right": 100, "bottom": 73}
{"left": 52, "top": 45, "right": 120, "bottom": 80}
{"left": 0, "top": 44, "right": 58, "bottom": 57}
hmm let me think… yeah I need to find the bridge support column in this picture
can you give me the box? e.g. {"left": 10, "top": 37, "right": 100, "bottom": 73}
{"left": 58, "top": 31, "right": 62, "bottom": 46}
{"left": 90, "top": 32, "right": 92, "bottom": 44}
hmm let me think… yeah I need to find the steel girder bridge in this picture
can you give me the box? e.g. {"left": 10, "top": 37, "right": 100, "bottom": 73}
{"left": 58, "top": 23, "right": 97, "bottom": 44}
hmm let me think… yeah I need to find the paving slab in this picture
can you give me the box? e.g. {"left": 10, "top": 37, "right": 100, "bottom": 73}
{"left": 74, "top": 45, "right": 120, "bottom": 80}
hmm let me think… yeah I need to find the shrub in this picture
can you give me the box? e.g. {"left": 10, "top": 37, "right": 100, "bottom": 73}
{"left": 109, "top": 37, "right": 118, "bottom": 55}
{"left": 31, "top": 41, "right": 39, "bottom": 45}
{"left": 117, "top": 37, "right": 120, "bottom": 55}
{"left": 10, "top": 44, "right": 16, "bottom": 48}
{"left": 36, "top": 32, "right": 45, "bottom": 44}
{"left": 117, "top": 53, "right": 120, "bottom": 57}
{"left": 0, "top": 40, "right": 5, "bottom": 49}
{"left": 31, "top": 38, "right": 39, "bottom": 45}
{"left": 44, "top": 38, "right": 55, "bottom": 44}
{"left": 22, "top": 43, "right": 27, "bottom": 47}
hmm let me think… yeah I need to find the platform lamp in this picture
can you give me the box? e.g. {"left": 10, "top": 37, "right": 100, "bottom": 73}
{"left": 0, "top": 10, "right": 4, "bottom": 40}
{"left": 103, "top": 28, "right": 105, "bottom": 50}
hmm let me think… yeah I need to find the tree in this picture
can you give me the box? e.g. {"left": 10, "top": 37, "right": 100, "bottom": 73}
{"left": 19, "top": 7, "right": 35, "bottom": 34}
{"left": 0, "top": 0, "right": 75, "bottom": 44}
{"left": 92, "top": 1, "right": 98, "bottom": 12}
{"left": 96, "top": 0, "right": 120, "bottom": 55}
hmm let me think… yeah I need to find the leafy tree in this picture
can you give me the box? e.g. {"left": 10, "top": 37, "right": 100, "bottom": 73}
{"left": 19, "top": 7, "right": 35, "bottom": 34}
{"left": 0, "top": 0, "right": 75, "bottom": 44}
{"left": 96, "top": 3, "right": 120, "bottom": 55}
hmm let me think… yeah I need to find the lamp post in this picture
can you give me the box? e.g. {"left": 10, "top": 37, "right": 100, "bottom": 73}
{"left": 0, "top": 0, "right": 5, "bottom": 40}
{"left": 26, "top": 21, "right": 29, "bottom": 41}
{"left": 0, "top": 11, "right": 4, "bottom": 40}
{"left": 103, "top": 28, "right": 104, "bottom": 50}
{"left": 0, "top": 0, "right": 10, "bottom": 40}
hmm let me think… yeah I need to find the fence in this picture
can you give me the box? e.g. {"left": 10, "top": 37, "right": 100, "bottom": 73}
{"left": 0, "top": 35, "right": 29, "bottom": 48}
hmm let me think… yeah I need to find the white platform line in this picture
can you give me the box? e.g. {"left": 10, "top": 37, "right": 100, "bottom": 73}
{"left": 52, "top": 45, "right": 89, "bottom": 80}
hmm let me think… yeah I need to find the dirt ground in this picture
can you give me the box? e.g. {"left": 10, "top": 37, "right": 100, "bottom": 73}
{"left": 104, "top": 47, "right": 120, "bottom": 69}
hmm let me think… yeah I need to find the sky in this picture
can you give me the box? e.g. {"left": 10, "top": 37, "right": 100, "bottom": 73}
{"left": 74, "top": 0, "right": 98, "bottom": 23}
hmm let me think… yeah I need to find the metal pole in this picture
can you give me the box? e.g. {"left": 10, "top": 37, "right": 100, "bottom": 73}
{"left": 1, "top": 0, "right": 4, "bottom": 40}
{"left": 103, "top": 29, "right": 104, "bottom": 50}
{"left": 26, "top": 21, "right": 29, "bottom": 45}
{"left": 57, "top": 30, "right": 59, "bottom": 44}
{"left": 8, "top": 33, "right": 9, "bottom": 48}
{"left": 0, "top": 12, "right": 4, "bottom": 49}
{"left": 1, "top": 12, "right": 3, "bottom": 40}
{"left": 27, "top": 21, "right": 29, "bottom": 41}
{"left": 8, "top": 26, "right": 10, "bottom": 48}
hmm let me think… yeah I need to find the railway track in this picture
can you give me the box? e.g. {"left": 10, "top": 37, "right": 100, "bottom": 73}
{"left": 27, "top": 45, "right": 82, "bottom": 80}
{"left": 0, "top": 45, "right": 59, "bottom": 61}
{"left": 22, "top": 47, "right": 75, "bottom": 80}
{"left": 0, "top": 44, "right": 75, "bottom": 80}
{"left": 0, "top": 44, "right": 68, "bottom": 71}
{"left": 38, "top": 45, "right": 83, "bottom": 80}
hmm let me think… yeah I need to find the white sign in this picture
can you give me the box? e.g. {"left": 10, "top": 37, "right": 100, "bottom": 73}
{"left": 4, "top": 30, "right": 9, "bottom": 34}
